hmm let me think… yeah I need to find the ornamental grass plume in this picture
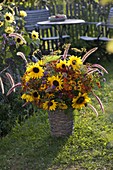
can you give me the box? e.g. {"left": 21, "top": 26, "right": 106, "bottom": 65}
{"left": 7, "top": 45, "right": 108, "bottom": 116}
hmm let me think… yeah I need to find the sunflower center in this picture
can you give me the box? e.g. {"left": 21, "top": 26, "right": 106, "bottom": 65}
{"left": 72, "top": 60, "right": 76, "bottom": 65}
{"left": 33, "top": 92, "right": 38, "bottom": 98}
{"left": 53, "top": 80, "right": 59, "bottom": 87}
{"left": 62, "top": 64, "right": 65, "bottom": 68}
{"left": 49, "top": 101, "right": 53, "bottom": 106}
{"left": 33, "top": 67, "right": 39, "bottom": 73}
{"left": 33, "top": 34, "right": 36, "bottom": 37}
{"left": 17, "top": 38, "right": 21, "bottom": 43}
{"left": 76, "top": 96, "right": 85, "bottom": 104}
{"left": 6, "top": 16, "right": 10, "bottom": 20}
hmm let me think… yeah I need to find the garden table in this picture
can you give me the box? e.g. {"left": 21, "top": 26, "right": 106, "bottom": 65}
{"left": 37, "top": 19, "right": 85, "bottom": 47}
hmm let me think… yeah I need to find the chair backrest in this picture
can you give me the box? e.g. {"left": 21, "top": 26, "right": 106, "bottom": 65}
{"left": 107, "top": 7, "right": 113, "bottom": 28}
{"left": 25, "top": 9, "right": 50, "bottom": 31}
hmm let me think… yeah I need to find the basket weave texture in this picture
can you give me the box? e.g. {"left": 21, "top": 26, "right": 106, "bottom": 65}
{"left": 48, "top": 109, "right": 74, "bottom": 137}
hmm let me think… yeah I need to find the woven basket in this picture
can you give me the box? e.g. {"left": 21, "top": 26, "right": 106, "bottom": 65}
{"left": 48, "top": 109, "right": 74, "bottom": 137}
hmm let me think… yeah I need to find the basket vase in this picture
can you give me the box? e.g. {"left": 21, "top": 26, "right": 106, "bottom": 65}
{"left": 48, "top": 108, "right": 74, "bottom": 137}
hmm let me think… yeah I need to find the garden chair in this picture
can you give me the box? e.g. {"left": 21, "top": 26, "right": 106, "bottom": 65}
{"left": 24, "top": 9, "right": 70, "bottom": 54}
{"left": 80, "top": 7, "right": 113, "bottom": 61}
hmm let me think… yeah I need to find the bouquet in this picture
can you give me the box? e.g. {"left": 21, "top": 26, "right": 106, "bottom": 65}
{"left": 7, "top": 45, "right": 108, "bottom": 116}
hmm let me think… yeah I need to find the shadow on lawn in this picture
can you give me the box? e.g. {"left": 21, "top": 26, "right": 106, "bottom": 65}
{"left": 6, "top": 111, "right": 68, "bottom": 170}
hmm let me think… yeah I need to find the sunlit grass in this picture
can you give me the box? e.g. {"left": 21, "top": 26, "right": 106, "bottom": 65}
{"left": 0, "top": 59, "right": 113, "bottom": 170}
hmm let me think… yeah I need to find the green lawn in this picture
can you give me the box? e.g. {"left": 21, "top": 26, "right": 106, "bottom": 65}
{"left": 0, "top": 58, "right": 113, "bottom": 170}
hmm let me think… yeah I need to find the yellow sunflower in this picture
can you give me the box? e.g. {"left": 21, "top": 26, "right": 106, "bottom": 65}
{"left": 15, "top": 37, "right": 24, "bottom": 45}
{"left": 21, "top": 91, "right": 40, "bottom": 102}
{"left": 0, "top": 21, "right": 3, "bottom": 27}
{"left": 68, "top": 56, "right": 83, "bottom": 70}
{"left": 43, "top": 100, "right": 57, "bottom": 111}
{"left": 4, "top": 12, "right": 14, "bottom": 23}
{"left": 26, "top": 62, "right": 44, "bottom": 80}
{"left": 19, "top": 10, "right": 27, "bottom": 17}
{"left": 72, "top": 93, "right": 90, "bottom": 109}
{"left": 48, "top": 75, "right": 63, "bottom": 90}
{"left": 31, "top": 30, "right": 39, "bottom": 40}
{"left": 31, "top": 91, "right": 40, "bottom": 101}
{"left": 56, "top": 59, "right": 67, "bottom": 69}
{"left": 21, "top": 93, "right": 34, "bottom": 102}
{"left": 58, "top": 103, "right": 68, "bottom": 109}
{"left": 5, "top": 26, "right": 14, "bottom": 34}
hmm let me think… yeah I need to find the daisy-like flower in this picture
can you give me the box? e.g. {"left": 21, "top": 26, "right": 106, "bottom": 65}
{"left": 15, "top": 37, "right": 24, "bottom": 45}
{"left": 58, "top": 103, "right": 68, "bottom": 110}
{"left": 48, "top": 75, "right": 63, "bottom": 90}
{"left": 68, "top": 56, "right": 83, "bottom": 70}
{"left": 43, "top": 100, "right": 57, "bottom": 111}
{"left": 31, "top": 91, "right": 40, "bottom": 101}
{"left": 72, "top": 93, "right": 90, "bottom": 109}
{"left": 21, "top": 93, "right": 34, "bottom": 102}
{"left": 21, "top": 91, "right": 40, "bottom": 102}
{"left": 31, "top": 30, "right": 39, "bottom": 40}
{"left": 0, "top": 21, "right": 3, "bottom": 27}
{"left": 4, "top": 12, "right": 14, "bottom": 23}
{"left": 26, "top": 62, "right": 44, "bottom": 80}
{"left": 56, "top": 59, "right": 67, "bottom": 70}
{"left": 5, "top": 26, "right": 14, "bottom": 34}
{"left": 19, "top": 10, "right": 27, "bottom": 17}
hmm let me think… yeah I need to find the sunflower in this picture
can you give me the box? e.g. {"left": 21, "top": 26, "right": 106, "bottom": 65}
{"left": 31, "top": 30, "right": 39, "bottom": 40}
{"left": 48, "top": 75, "right": 63, "bottom": 90}
{"left": 21, "top": 93, "right": 34, "bottom": 102}
{"left": 19, "top": 10, "right": 27, "bottom": 17}
{"left": 56, "top": 59, "right": 67, "bottom": 70}
{"left": 0, "top": 21, "right": 3, "bottom": 27}
{"left": 72, "top": 93, "right": 90, "bottom": 109}
{"left": 21, "top": 91, "right": 40, "bottom": 102}
{"left": 68, "top": 56, "right": 83, "bottom": 70}
{"left": 4, "top": 12, "right": 14, "bottom": 23}
{"left": 43, "top": 100, "right": 57, "bottom": 111}
{"left": 31, "top": 91, "right": 40, "bottom": 101}
{"left": 15, "top": 37, "right": 24, "bottom": 45}
{"left": 26, "top": 62, "right": 44, "bottom": 80}
{"left": 5, "top": 26, "right": 14, "bottom": 34}
{"left": 58, "top": 103, "right": 68, "bottom": 109}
